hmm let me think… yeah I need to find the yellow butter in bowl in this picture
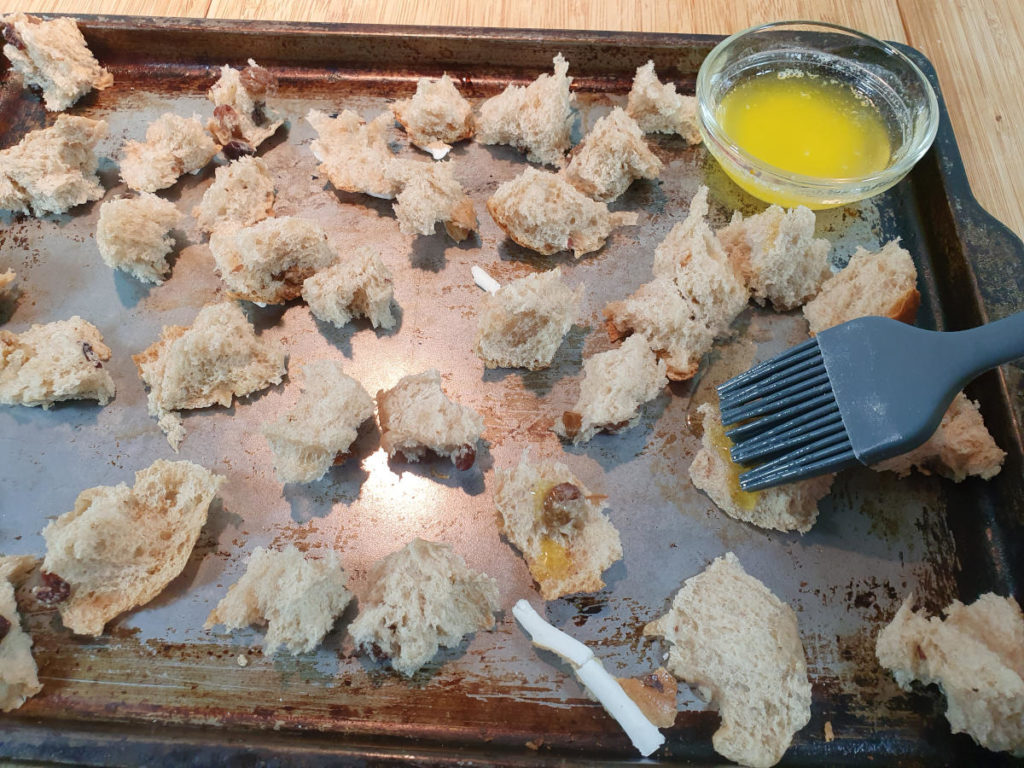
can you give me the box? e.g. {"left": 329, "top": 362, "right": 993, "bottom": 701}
{"left": 698, "top": 21, "right": 938, "bottom": 209}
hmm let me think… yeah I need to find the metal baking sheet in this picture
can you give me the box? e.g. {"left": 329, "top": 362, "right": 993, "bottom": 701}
{"left": 1, "top": 17, "right": 1022, "bottom": 766}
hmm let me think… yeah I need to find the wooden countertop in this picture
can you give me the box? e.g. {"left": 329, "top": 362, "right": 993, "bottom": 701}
{"left": 9, "top": 1, "right": 1024, "bottom": 243}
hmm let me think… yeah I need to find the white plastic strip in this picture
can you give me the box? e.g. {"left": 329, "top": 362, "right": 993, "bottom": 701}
{"left": 472, "top": 265, "right": 500, "bottom": 295}
{"left": 512, "top": 599, "right": 666, "bottom": 757}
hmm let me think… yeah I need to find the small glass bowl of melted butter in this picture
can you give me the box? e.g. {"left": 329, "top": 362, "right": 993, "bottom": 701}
{"left": 697, "top": 21, "right": 939, "bottom": 209}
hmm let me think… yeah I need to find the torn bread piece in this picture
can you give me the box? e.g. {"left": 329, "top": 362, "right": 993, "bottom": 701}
{"left": 0, "top": 316, "right": 115, "bottom": 408}
{"left": 40, "top": 460, "right": 224, "bottom": 637}
{"left": 301, "top": 246, "right": 397, "bottom": 330}
{"left": 477, "top": 53, "right": 574, "bottom": 167}
{"left": 210, "top": 216, "right": 335, "bottom": 304}
{"left": 96, "top": 193, "right": 182, "bottom": 284}
{"left": 262, "top": 359, "right": 375, "bottom": 484}
{"left": 645, "top": 552, "right": 812, "bottom": 768}
{"left": 803, "top": 239, "right": 920, "bottom": 335}
{"left": 626, "top": 60, "right": 701, "bottom": 143}
{"left": 514, "top": 600, "right": 666, "bottom": 756}
{"left": 564, "top": 107, "right": 662, "bottom": 202}
{"left": 717, "top": 204, "right": 830, "bottom": 311}
{"left": 554, "top": 333, "right": 668, "bottom": 444}
{"left": 207, "top": 59, "right": 283, "bottom": 153}
{"left": 487, "top": 167, "right": 637, "bottom": 258}
{"left": 494, "top": 449, "right": 622, "bottom": 599}
{"left": 1, "top": 13, "right": 112, "bottom": 112}
{"left": 605, "top": 186, "right": 749, "bottom": 380}
{"left": 876, "top": 592, "right": 1024, "bottom": 756}
{"left": 377, "top": 369, "right": 484, "bottom": 470}
{"left": 206, "top": 545, "right": 353, "bottom": 654}
{"left": 874, "top": 392, "right": 1006, "bottom": 481}
{"left": 193, "top": 155, "right": 275, "bottom": 235}
{"left": 689, "top": 402, "right": 834, "bottom": 533}
{"left": 349, "top": 538, "right": 499, "bottom": 676}
{"left": 474, "top": 267, "right": 582, "bottom": 370}
{"left": 307, "top": 109, "right": 397, "bottom": 199}
{"left": 386, "top": 158, "right": 477, "bottom": 241}
{"left": 391, "top": 74, "right": 475, "bottom": 159}
{"left": 119, "top": 113, "right": 219, "bottom": 193}
{"left": 0, "top": 115, "right": 107, "bottom": 216}
{"left": 133, "top": 301, "right": 286, "bottom": 450}
{"left": 0, "top": 554, "right": 41, "bottom": 712}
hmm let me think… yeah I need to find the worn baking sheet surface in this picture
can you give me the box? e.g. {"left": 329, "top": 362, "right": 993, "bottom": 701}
{"left": 1, "top": 18, "right": 1021, "bottom": 766}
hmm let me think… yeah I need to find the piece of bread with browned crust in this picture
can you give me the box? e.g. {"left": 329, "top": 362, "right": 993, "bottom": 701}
{"left": 349, "top": 538, "right": 500, "bottom": 676}
{"left": 207, "top": 59, "right": 283, "bottom": 152}
{"left": 0, "top": 316, "right": 115, "bottom": 409}
{"left": 717, "top": 205, "right": 830, "bottom": 311}
{"left": 494, "top": 449, "right": 622, "bottom": 599}
{"left": 376, "top": 369, "right": 484, "bottom": 469}
{"left": 206, "top": 544, "right": 353, "bottom": 654}
{"left": 689, "top": 403, "right": 834, "bottom": 533}
{"left": 477, "top": 53, "right": 574, "bottom": 167}
{"left": 193, "top": 155, "right": 275, "bottom": 235}
{"left": 391, "top": 74, "right": 475, "bottom": 159}
{"left": 1, "top": 13, "right": 112, "bottom": 111}
{"left": 133, "top": 301, "right": 286, "bottom": 450}
{"left": 474, "top": 267, "right": 582, "bottom": 370}
{"left": 803, "top": 239, "right": 920, "bottom": 335}
{"left": 626, "top": 61, "right": 701, "bottom": 143}
{"left": 306, "top": 109, "right": 397, "bottom": 199}
{"left": 119, "top": 113, "right": 219, "bottom": 193}
{"left": 41, "top": 459, "right": 224, "bottom": 637}
{"left": 876, "top": 592, "right": 1024, "bottom": 756}
{"left": 644, "top": 552, "right": 812, "bottom": 768}
{"left": 553, "top": 333, "right": 668, "bottom": 444}
{"left": 386, "top": 159, "right": 477, "bottom": 241}
{"left": 210, "top": 216, "right": 336, "bottom": 304}
{"left": 262, "top": 359, "right": 375, "bottom": 484}
{"left": 0, "top": 554, "right": 41, "bottom": 712}
{"left": 96, "top": 193, "right": 182, "bottom": 284}
{"left": 563, "top": 107, "right": 662, "bottom": 202}
{"left": 0, "top": 115, "right": 107, "bottom": 216}
{"left": 487, "top": 167, "right": 637, "bottom": 258}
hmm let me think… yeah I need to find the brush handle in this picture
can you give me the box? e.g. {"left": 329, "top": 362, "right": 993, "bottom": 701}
{"left": 950, "top": 309, "right": 1024, "bottom": 385}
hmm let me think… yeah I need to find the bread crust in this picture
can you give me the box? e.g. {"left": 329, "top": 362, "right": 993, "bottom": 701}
{"left": 645, "top": 552, "right": 812, "bottom": 768}
{"left": 41, "top": 460, "right": 225, "bottom": 636}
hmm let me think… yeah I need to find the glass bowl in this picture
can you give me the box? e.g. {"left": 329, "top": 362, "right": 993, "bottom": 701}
{"left": 696, "top": 21, "right": 939, "bottom": 209}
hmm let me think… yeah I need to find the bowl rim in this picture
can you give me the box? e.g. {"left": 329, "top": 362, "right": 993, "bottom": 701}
{"left": 696, "top": 19, "right": 940, "bottom": 192}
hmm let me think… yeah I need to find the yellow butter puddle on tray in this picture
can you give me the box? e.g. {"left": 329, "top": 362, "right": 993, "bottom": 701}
{"left": 717, "top": 71, "right": 892, "bottom": 205}
{"left": 707, "top": 418, "right": 762, "bottom": 510}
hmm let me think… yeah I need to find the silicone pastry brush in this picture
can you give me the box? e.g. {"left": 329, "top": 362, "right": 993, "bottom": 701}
{"left": 717, "top": 312, "right": 1024, "bottom": 490}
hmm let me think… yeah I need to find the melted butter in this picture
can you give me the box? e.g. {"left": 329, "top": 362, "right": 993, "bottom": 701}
{"left": 707, "top": 419, "right": 761, "bottom": 511}
{"left": 533, "top": 537, "right": 572, "bottom": 583}
{"left": 717, "top": 72, "right": 891, "bottom": 206}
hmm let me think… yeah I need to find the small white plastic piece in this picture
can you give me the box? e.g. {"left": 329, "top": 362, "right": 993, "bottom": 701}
{"left": 512, "top": 599, "right": 666, "bottom": 757}
{"left": 426, "top": 145, "right": 451, "bottom": 160}
{"left": 513, "top": 599, "right": 593, "bottom": 667}
{"left": 472, "top": 265, "right": 500, "bottom": 295}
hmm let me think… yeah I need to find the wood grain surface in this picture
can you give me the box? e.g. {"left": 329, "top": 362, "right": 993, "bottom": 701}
{"left": 6, "top": 0, "right": 1024, "bottom": 241}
